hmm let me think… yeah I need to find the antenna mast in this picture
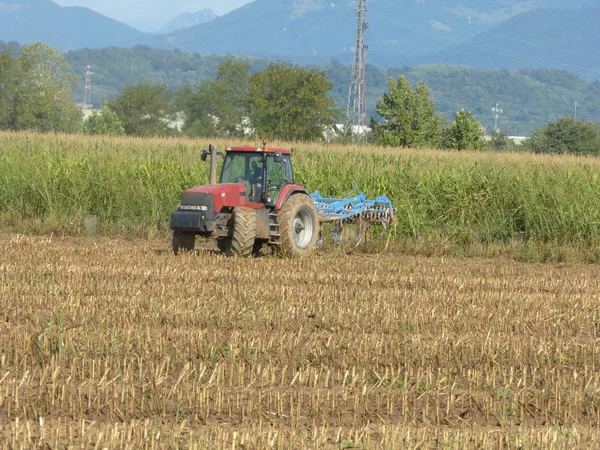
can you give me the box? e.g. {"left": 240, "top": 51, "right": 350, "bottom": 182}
{"left": 492, "top": 103, "right": 503, "bottom": 131}
{"left": 84, "top": 65, "right": 94, "bottom": 107}
{"left": 346, "top": 0, "right": 368, "bottom": 140}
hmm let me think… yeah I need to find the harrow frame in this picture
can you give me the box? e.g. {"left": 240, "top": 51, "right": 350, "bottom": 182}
{"left": 310, "top": 191, "right": 396, "bottom": 245}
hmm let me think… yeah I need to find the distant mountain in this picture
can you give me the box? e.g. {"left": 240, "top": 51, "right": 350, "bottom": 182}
{"left": 158, "top": 9, "right": 217, "bottom": 34}
{"left": 2, "top": 0, "right": 599, "bottom": 79}
{"left": 148, "top": 0, "right": 599, "bottom": 75}
{"left": 0, "top": 0, "right": 147, "bottom": 50}
{"left": 420, "top": 7, "right": 600, "bottom": 80}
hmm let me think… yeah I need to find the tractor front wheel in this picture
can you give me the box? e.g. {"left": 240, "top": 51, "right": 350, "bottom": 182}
{"left": 216, "top": 237, "right": 230, "bottom": 254}
{"left": 172, "top": 231, "right": 195, "bottom": 255}
{"left": 225, "top": 207, "right": 256, "bottom": 257}
{"left": 278, "top": 194, "right": 319, "bottom": 257}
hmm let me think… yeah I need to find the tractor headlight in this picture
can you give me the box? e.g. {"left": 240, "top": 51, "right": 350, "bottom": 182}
{"left": 179, "top": 205, "right": 208, "bottom": 211}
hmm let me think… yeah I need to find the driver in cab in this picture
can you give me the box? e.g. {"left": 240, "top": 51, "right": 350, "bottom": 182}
{"left": 249, "top": 160, "right": 263, "bottom": 202}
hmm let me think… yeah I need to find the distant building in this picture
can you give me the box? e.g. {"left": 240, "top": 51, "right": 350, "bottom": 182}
{"left": 75, "top": 102, "right": 97, "bottom": 121}
{"left": 484, "top": 135, "right": 528, "bottom": 146}
{"left": 508, "top": 136, "right": 527, "bottom": 146}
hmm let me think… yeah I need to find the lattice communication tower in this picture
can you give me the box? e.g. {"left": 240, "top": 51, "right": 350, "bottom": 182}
{"left": 84, "top": 65, "right": 94, "bottom": 107}
{"left": 345, "top": 0, "right": 368, "bottom": 139}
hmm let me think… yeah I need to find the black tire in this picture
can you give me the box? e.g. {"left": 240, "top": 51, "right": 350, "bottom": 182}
{"left": 172, "top": 231, "right": 195, "bottom": 255}
{"left": 226, "top": 207, "right": 256, "bottom": 257}
{"left": 278, "top": 194, "right": 319, "bottom": 257}
{"left": 216, "top": 237, "right": 231, "bottom": 254}
{"left": 252, "top": 239, "right": 267, "bottom": 257}
{"left": 219, "top": 237, "right": 263, "bottom": 256}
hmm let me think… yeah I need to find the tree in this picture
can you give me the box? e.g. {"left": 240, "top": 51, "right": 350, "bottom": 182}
{"left": 105, "top": 83, "right": 169, "bottom": 136}
{"left": 0, "top": 52, "right": 16, "bottom": 128}
{"left": 370, "top": 76, "right": 444, "bottom": 148}
{"left": 178, "top": 58, "right": 251, "bottom": 138}
{"left": 526, "top": 117, "right": 600, "bottom": 155}
{"left": 83, "top": 105, "right": 125, "bottom": 136}
{"left": 0, "top": 43, "right": 82, "bottom": 132}
{"left": 443, "top": 109, "right": 486, "bottom": 151}
{"left": 249, "top": 62, "right": 340, "bottom": 141}
{"left": 488, "top": 129, "right": 512, "bottom": 152}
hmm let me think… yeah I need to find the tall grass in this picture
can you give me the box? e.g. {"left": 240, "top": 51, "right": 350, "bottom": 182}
{"left": 2, "top": 132, "right": 600, "bottom": 261}
{"left": 0, "top": 133, "right": 209, "bottom": 234}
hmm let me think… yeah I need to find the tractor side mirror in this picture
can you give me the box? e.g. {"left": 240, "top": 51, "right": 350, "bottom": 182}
{"left": 201, "top": 150, "right": 208, "bottom": 162}
{"left": 273, "top": 152, "right": 283, "bottom": 163}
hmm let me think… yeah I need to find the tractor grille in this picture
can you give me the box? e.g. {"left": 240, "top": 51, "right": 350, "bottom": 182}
{"left": 170, "top": 211, "right": 214, "bottom": 231}
{"left": 171, "top": 192, "right": 217, "bottom": 232}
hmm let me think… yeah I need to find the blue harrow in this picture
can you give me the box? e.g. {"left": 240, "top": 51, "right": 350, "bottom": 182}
{"left": 310, "top": 190, "right": 396, "bottom": 246}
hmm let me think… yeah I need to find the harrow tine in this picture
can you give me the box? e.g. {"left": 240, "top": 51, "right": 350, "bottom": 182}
{"left": 331, "top": 222, "right": 344, "bottom": 245}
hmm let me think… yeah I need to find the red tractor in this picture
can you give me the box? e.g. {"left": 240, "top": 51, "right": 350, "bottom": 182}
{"left": 170, "top": 143, "right": 320, "bottom": 256}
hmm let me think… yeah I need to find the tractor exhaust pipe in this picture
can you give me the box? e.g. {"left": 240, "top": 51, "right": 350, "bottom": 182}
{"left": 209, "top": 144, "right": 217, "bottom": 185}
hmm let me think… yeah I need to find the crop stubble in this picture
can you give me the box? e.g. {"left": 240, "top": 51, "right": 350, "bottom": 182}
{"left": 1, "top": 234, "right": 599, "bottom": 448}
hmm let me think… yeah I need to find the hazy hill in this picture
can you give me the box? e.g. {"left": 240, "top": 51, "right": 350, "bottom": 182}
{"left": 428, "top": 7, "right": 600, "bottom": 80}
{"left": 158, "top": 9, "right": 217, "bottom": 34}
{"left": 1, "top": 0, "right": 598, "bottom": 77}
{"left": 0, "top": 0, "right": 146, "bottom": 50}
{"left": 148, "top": 0, "right": 599, "bottom": 77}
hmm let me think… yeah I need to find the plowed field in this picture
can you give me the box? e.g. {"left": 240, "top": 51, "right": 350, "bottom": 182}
{"left": 1, "top": 234, "right": 599, "bottom": 449}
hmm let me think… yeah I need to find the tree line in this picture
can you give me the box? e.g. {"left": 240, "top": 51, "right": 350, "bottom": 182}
{"left": 61, "top": 44, "right": 600, "bottom": 136}
{"left": 1, "top": 43, "right": 599, "bottom": 155}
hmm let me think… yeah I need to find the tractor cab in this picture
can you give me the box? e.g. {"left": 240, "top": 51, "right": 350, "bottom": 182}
{"left": 220, "top": 147, "right": 294, "bottom": 206}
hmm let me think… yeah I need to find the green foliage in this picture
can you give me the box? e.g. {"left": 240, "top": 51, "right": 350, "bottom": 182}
{"left": 249, "top": 62, "right": 340, "bottom": 141}
{"left": 488, "top": 130, "right": 512, "bottom": 152}
{"left": 0, "top": 135, "right": 209, "bottom": 231}
{"left": 105, "top": 83, "right": 170, "bottom": 137}
{"left": 177, "top": 58, "right": 251, "bottom": 138}
{"left": 0, "top": 43, "right": 82, "bottom": 133}
{"left": 444, "top": 109, "right": 486, "bottom": 151}
{"left": 526, "top": 118, "right": 600, "bottom": 155}
{"left": 65, "top": 45, "right": 269, "bottom": 108}
{"left": 83, "top": 106, "right": 125, "bottom": 136}
{"left": 57, "top": 44, "right": 600, "bottom": 135}
{"left": 371, "top": 76, "right": 444, "bottom": 148}
{"left": 0, "top": 52, "right": 15, "bottom": 127}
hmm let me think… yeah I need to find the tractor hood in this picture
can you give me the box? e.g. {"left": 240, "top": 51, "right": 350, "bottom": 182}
{"left": 182, "top": 183, "right": 258, "bottom": 212}
{"left": 185, "top": 183, "right": 246, "bottom": 198}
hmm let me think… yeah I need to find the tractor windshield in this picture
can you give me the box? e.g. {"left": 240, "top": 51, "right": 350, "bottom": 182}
{"left": 220, "top": 152, "right": 294, "bottom": 204}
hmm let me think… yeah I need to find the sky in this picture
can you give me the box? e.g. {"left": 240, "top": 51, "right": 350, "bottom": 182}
{"left": 53, "top": 0, "right": 253, "bottom": 31}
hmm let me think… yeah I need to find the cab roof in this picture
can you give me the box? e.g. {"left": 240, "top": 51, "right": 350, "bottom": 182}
{"left": 226, "top": 146, "right": 292, "bottom": 155}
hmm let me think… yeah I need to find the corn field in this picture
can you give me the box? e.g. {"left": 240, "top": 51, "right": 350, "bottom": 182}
{"left": 2, "top": 132, "right": 600, "bottom": 262}
{"left": 1, "top": 234, "right": 600, "bottom": 448}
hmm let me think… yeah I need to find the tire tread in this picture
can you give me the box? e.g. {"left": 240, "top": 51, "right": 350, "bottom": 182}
{"left": 227, "top": 207, "right": 256, "bottom": 257}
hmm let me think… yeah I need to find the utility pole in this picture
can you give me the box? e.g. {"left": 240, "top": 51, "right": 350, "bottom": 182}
{"left": 491, "top": 103, "right": 503, "bottom": 131}
{"left": 84, "top": 65, "right": 94, "bottom": 108}
{"left": 346, "top": 0, "right": 368, "bottom": 141}
{"left": 574, "top": 101, "right": 578, "bottom": 120}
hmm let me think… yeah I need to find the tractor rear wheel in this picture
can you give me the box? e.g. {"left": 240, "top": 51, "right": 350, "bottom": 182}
{"left": 172, "top": 231, "right": 195, "bottom": 254}
{"left": 225, "top": 207, "right": 256, "bottom": 257}
{"left": 278, "top": 194, "right": 319, "bottom": 256}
